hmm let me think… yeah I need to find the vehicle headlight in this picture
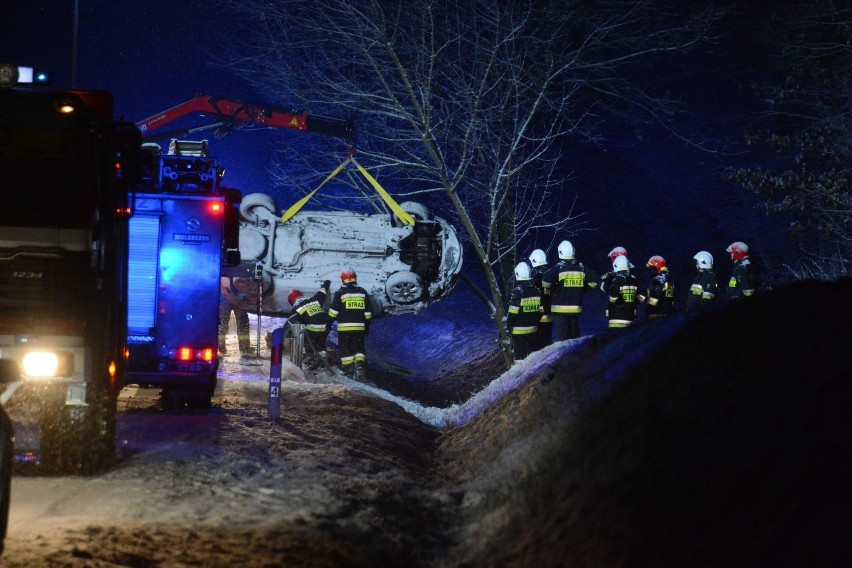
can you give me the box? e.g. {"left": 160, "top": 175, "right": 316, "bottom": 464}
{"left": 22, "top": 351, "right": 74, "bottom": 378}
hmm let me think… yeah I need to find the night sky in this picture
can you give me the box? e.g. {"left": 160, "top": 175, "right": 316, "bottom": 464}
{"left": 4, "top": 1, "right": 843, "bottom": 294}
{"left": 3, "top": 1, "right": 279, "bottom": 193}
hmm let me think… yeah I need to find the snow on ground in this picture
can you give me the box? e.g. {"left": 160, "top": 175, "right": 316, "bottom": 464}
{"left": 3, "top": 303, "right": 539, "bottom": 567}
{"left": 4, "top": 278, "right": 850, "bottom": 567}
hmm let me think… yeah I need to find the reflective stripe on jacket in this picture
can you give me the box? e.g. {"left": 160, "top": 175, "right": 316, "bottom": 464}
{"left": 542, "top": 259, "right": 597, "bottom": 315}
{"left": 506, "top": 282, "right": 542, "bottom": 335}
{"left": 329, "top": 283, "right": 373, "bottom": 333}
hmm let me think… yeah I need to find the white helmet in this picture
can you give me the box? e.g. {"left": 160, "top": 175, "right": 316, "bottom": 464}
{"left": 529, "top": 249, "right": 547, "bottom": 267}
{"left": 694, "top": 251, "right": 713, "bottom": 269}
{"left": 514, "top": 261, "right": 532, "bottom": 281}
{"left": 613, "top": 255, "right": 630, "bottom": 272}
{"left": 557, "top": 240, "right": 575, "bottom": 260}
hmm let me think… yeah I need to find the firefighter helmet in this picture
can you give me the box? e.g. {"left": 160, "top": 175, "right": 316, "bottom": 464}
{"left": 613, "top": 255, "right": 630, "bottom": 272}
{"left": 288, "top": 289, "right": 303, "bottom": 306}
{"left": 647, "top": 255, "right": 667, "bottom": 272}
{"left": 694, "top": 251, "right": 713, "bottom": 269}
{"left": 341, "top": 268, "right": 357, "bottom": 283}
{"left": 558, "top": 240, "right": 575, "bottom": 260}
{"left": 726, "top": 241, "right": 749, "bottom": 261}
{"left": 529, "top": 249, "right": 547, "bottom": 267}
{"left": 608, "top": 246, "right": 628, "bottom": 262}
{"left": 514, "top": 261, "right": 532, "bottom": 281}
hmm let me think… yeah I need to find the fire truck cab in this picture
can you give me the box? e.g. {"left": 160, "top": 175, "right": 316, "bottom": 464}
{"left": 0, "top": 64, "right": 141, "bottom": 473}
{"left": 126, "top": 139, "right": 241, "bottom": 408}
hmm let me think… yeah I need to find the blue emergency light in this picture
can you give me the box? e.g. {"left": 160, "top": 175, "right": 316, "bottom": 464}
{"left": 0, "top": 63, "right": 52, "bottom": 88}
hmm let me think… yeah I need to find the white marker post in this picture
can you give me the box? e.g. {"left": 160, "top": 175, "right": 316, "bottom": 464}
{"left": 268, "top": 327, "right": 284, "bottom": 419}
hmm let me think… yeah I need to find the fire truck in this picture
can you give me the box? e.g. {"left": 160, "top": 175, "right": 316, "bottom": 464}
{"left": 127, "top": 95, "right": 352, "bottom": 407}
{"left": 125, "top": 139, "right": 241, "bottom": 409}
{"left": 0, "top": 64, "right": 141, "bottom": 473}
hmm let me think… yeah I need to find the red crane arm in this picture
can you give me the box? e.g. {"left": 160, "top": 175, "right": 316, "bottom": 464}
{"left": 136, "top": 95, "right": 353, "bottom": 140}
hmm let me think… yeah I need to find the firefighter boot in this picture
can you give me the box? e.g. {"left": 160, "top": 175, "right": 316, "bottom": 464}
{"left": 305, "top": 355, "right": 320, "bottom": 371}
{"left": 354, "top": 361, "right": 367, "bottom": 382}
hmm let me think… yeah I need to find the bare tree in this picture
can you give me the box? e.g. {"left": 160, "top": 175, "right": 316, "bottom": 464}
{"left": 220, "top": 0, "right": 720, "bottom": 355}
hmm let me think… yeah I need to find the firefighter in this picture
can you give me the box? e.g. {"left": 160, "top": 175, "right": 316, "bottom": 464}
{"left": 286, "top": 280, "right": 331, "bottom": 370}
{"left": 607, "top": 254, "right": 642, "bottom": 328}
{"left": 687, "top": 251, "right": 717, "bottom": 313}
{"left": 600, "top": 246, "right": 633, "bottom": 294}
{"left": 506, "top": 261, "right": 542, "bottom": 361}
{"left": 542, "top": 240, "right": 598, "bottom": 341}
{"left": 644, "top": 255, "right": 675, "bottom": 319}
{"left": 218, "top": 294, "right": 252, "bottom": 356}
{"left": 528, "top": 248, "right": 552, "bottom": 350}
{"left": 328, "top": 268, "right": 373, "bottom": 380}
{"left": 726, "top": 241, "right": 755, "bottom": 300}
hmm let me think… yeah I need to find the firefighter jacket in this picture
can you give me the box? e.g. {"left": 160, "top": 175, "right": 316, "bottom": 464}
{"left": 531, "top": 264, "right": 552, "bottom": 325}
{"left": 727, "top": 259, "right": 755, "bottom": 300}
{"left": 289, "top": 285, "right": 329, "bottom": 333}
{"left": 542, "top": 259, "right": 598, "bottom": 315}
{"left": 506, "top": 282, "right": 542, "bottom": 335}
{"left": 601, "top": 265, "right": 634, "bottom": 295}
{"left": 687, "top": 269, "right": 716, "bottom": 312}
{"left": 607, "top": 270, "right": 641, "bottom": 327}
{"left": 645, "top": 269, "right": 674, "bottom": 318}
{"left": 329, "top": 282, "right": 373, "bottom": 333}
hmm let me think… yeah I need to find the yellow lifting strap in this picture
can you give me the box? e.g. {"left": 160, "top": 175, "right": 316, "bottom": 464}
{"left": 350, "top": 157, "right": 415, "bottom": 226}
{"left": 280, "top": 155, "right": 415, "bottom": 226}
{"left": 280, "top": 156, "right": 351, "bottom": 223}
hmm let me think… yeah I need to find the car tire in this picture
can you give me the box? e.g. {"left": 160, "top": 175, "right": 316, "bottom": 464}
{"left": 239, "top": 193, "right": 277, "bottom": 223}
{"left": 392, "top": 202, "right": 430, "bottom": 227}
{"left": 385, "top": 271, "right": 424, "bottom": 304}
{"left": 398, "top": 202, "right": 430, "bottom": 221}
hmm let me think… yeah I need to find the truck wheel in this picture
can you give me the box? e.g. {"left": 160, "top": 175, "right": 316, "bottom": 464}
{"left": 187, "top": 374, "right": 216, "bottom": 410}
{"left": 386, "top": 271, "right": 424, "bottom": 304}
{"left": 161, "top": 387, "right": 185, "bottom": 411}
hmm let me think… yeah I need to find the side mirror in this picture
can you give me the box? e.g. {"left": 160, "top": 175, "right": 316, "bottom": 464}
{"left": 0, "top": 359, "right": 22, "bottom": 384}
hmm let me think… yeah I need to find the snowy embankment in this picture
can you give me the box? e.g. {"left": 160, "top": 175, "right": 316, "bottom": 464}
{"left": 437, "top": 277, "right": 852, "bottom": 568}
{"left": 318, "top": 338, "right": 591, "bottom": 428}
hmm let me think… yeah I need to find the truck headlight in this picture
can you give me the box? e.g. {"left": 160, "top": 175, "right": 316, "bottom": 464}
{"left": 22, "top": 351, "right": 74, "bottom": 378}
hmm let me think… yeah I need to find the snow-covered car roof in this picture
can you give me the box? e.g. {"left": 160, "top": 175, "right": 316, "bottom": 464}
{"left": 222, "top": 193, "right": 463, "bottom": 317}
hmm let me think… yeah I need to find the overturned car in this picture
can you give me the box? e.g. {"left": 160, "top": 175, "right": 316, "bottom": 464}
{"left": 222, "top": 193, "right": 463, "bottom": 317}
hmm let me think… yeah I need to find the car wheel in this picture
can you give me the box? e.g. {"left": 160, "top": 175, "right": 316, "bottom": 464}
{"left": 239, "top": 193, "right": 277, "bottom": 224}
{"left": 392, "top": 202, "right": 430, "bottom": 227}
{"left": 385, "top": 271, "right": 424, "bottom": 304}
{"left": 398, "top": 202, "right": 430, "bottom": 221}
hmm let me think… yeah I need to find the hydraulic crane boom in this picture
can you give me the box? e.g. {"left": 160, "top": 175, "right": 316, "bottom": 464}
{"left": 136, "top": 94, "right": 354, "bottom": 141}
